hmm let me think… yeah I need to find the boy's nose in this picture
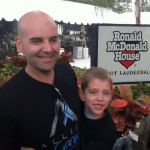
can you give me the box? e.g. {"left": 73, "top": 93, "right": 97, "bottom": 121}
{"left": 97, "top": 93, "right": 103, "bottom": 101}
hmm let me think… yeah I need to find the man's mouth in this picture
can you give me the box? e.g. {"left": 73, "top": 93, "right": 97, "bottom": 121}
{"left": 38, "top": 54, "right": 54, "bottom": 58}
{"left": 38, "top": 55, "right": 55, "bottom": 62}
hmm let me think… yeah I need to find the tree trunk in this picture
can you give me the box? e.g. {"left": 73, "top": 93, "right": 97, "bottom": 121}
{"left": 136, "top": 0, "right": 141, "bottom": 24}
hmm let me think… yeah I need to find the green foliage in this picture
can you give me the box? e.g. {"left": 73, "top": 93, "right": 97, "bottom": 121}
{"left": 141, "top": 0, "right": 150, "bottom": 12}
{"left": 64, "top": 0, "right": 132, "bottom": 13}
{"left": 0, "top": 63, "right": 22, "bottom": 81}
{"left": 64, "top": 0, "right": 116, "bottom": 8}
{"left": 64, "top": 0, "right": 150, "bottom": 14}
{"left": 112, "top": 0, "right": 132, "bottom": 13}
{"left": 130, "top": 82, "right": 150, "bottom": 99}
{"left": 114, "top": 86, "right": 120, "bottom": 94}
{"left": 57, "top": 53, "right": 74, "bottom": 65}
{"left": 72, "top": 66, "right": 87, "bottom": 78}
{"left": 91, "top": 0, "right": 116, "bottom": 8}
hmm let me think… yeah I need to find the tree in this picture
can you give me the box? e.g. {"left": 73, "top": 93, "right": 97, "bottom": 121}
{"left": 140, "top": 0, "right": 150, "bottom": 12}
{"left": 134, "top": 0, "right": 150, "bottom": 24}
{"left": 135, "top": 0, "right": 141, "bottom": 24}
{"left": 63, "top": 0, "right": 132, "bottom": 14}
{"left": 0, "top": 19, "right": 17, "bottom": 56}
{"left": 63, "top": 0, "right": 150, "bottom": 23}
{"left": 64, "top": 0, "right": 150, "bottom": 13}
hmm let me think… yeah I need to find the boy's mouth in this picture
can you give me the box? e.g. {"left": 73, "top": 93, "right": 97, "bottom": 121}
{"left": 94, "top": 104, "right": 104, "bottom": 109}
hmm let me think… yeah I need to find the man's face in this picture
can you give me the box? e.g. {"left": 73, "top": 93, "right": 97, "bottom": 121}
{"left": 17, "top": 18, "right": 60, "bottom": 73}
{"left": 81, "top": 78, "right": 112, "bottom": 119}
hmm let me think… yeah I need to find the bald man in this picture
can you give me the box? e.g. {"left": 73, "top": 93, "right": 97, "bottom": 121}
{"left": 0, "top": 11, "right": 81, "bottom": 150}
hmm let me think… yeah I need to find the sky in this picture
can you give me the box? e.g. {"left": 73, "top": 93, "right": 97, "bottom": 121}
{"left": 0, "top": 0, "right": 149, "bottom": 24}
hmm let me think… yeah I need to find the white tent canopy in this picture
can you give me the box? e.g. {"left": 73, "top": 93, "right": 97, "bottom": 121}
{"left": 0, "top": 0, "right": 150, "bottom": 25}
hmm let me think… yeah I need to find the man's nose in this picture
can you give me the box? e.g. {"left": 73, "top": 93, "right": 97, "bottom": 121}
{"left": 43, "top": 40, "right": 52, "bottom": 52}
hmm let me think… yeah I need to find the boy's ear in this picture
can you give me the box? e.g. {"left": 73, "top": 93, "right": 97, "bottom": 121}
{"left": 78, "top": 88, "right": 85, "bottom": 102}
{"left": 15, "top": 36, "right": 23, "bottom": 53}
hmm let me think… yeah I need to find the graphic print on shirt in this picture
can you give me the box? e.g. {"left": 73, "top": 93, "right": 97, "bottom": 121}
{"left": 50, "top": 98, "right": 78, "bottom": 137}
{"left": 54, "top": 133, "right": 79, "bottom": 150}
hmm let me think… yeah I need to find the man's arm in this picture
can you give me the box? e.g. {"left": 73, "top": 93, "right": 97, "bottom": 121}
{"left": 0, "top": 107, "right": 17, "bottom": 149}
{"left": 0, "top": 82, "right": 18, "bottom": 150}
{"left": 21, "top": 148, "right": 35, "bottom": 150}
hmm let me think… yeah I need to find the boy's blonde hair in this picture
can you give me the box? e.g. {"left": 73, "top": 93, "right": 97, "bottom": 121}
{"left": 81, "top": 67, "right": 113, "bottom": 91}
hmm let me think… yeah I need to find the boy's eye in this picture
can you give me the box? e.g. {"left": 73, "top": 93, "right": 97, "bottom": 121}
{"left": 90, "top": 91, "right": 97, "bottom": 95}
{"left": 103, "top": 91, "right": 110, "bottom": 96}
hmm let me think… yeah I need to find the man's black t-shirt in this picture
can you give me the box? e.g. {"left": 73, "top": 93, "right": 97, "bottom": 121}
{"left": 0, "top": 63, "right": 81, "bottom": 150}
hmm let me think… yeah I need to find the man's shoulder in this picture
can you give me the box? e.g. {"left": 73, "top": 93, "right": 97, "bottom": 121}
{"left": 54, "top": 63, "right": 74, "bottom": 73}
{"left": 54, "top": 63, "right": 78, "bottom": 92}
{"left": 54, "top": 63, "right": 76, "bottom": 81}
{"left": 0, "top": 69, "right": 25, "bottom": 94}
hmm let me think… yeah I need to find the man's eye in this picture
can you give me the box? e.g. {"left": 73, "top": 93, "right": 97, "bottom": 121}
{"left": 31, "top": 39, "right": 42, "bottom": 43}
{"left": 50, "top": 38, "right": 58, "bottom": 43}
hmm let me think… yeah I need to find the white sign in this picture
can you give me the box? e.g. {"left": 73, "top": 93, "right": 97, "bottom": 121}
{"left": 97, "top": 25, "right": 150, "bottom": 83}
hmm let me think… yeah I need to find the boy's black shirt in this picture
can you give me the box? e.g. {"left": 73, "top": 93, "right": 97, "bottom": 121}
{"left": 0, "top": 63, "right": 81, "bottom": 150}
{"left": 82, "top": 108, "right": 117, "bottom": 150}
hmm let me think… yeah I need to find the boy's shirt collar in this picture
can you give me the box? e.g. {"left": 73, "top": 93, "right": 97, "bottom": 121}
{"left": 84, "top": 110, "right": 98, "bottom": 120}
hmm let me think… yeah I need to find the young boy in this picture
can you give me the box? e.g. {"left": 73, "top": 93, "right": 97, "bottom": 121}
{"left": 79, "top": 67, "right": 117, "bottom": 150}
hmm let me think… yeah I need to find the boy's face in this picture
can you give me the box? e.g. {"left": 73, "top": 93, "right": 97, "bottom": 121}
{"left": 80, "top": 78, "right": 112, "bottom": 119}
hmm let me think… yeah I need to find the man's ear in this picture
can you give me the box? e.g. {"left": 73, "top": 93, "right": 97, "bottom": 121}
{"left": 78, "top": 88, "right": 85, "bottom": 102}
{"left": 15, "top": 36, "right": 23, "bottom": 53}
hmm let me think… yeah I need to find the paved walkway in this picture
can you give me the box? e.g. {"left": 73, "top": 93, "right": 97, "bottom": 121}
{"left": 70, "top": 56, "right": 91, "bottom": 69}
